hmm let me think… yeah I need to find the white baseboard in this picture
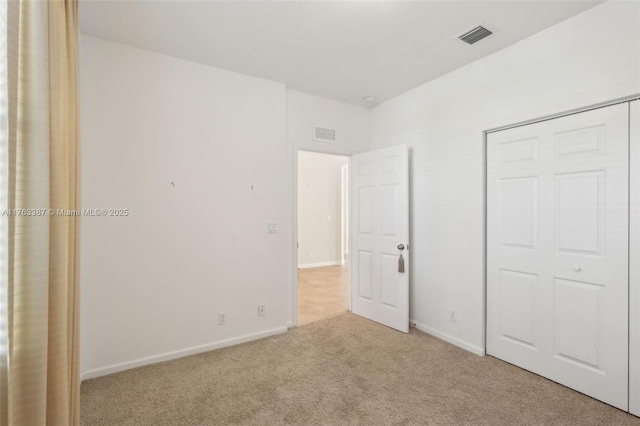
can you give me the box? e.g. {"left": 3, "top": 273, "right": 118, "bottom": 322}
{"left": 411, "top": 320, "right": 485, "bottom": 356}
{"left": 80, "top": 325, "right": 288, "bottom": 381}
{"left": 298, "top": 261, "right": 341, "bottom": 269}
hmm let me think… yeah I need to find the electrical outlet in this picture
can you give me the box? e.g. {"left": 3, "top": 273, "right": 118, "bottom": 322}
{"left": 449, "top": 310, "right": 457, "bottom": 323}
{"left": 218, "top": 311, "right": 227, "bottom": 325}
{"left": 258, "top": 305, "right": 266, "bottom": 317}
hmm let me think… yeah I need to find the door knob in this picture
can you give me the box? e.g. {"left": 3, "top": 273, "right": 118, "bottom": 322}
{"left": 574, "top": 266, "right": 582, "bottom": 272}
{"left": 397, "top": 244, "right": 405, "bottom": 251}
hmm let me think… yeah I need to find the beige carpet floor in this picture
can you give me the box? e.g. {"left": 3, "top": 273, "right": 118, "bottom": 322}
{"left": 81, "top": 313, "right": 640, "bottom": 426}
{"left": 298, "top": 265, "right": 348, "bottom": 326}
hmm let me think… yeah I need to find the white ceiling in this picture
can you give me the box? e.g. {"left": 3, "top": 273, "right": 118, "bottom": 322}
{"left": 79, "top": 0, "right": 603, "bottom": 107}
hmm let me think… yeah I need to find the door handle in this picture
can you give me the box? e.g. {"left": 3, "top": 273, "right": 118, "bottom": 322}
{"left": 397, "top": 244, "right": 405, "bottom": 273}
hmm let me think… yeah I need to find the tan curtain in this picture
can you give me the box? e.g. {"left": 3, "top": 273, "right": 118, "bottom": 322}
{"left": 0, "top": 1, "right": 80, "bottom": 425}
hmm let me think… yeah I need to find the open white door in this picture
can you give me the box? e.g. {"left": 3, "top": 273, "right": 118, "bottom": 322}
{"left": 351, "top": 145, "right": 409, "bottom": 333}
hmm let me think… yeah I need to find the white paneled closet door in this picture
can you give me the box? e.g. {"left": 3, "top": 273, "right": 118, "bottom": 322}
{"left": 487, "top": 104, "right": 629, "bottom": 410}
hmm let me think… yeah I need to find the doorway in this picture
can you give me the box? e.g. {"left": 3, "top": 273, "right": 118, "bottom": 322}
{"left": 297, "top": 151, "right": 349, "bottom": 326}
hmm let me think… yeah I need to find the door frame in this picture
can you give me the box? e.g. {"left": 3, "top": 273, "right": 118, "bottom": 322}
{"left": 630, "top": 99, "right": 639, "bottom": 415}
{"left": 483, "top": 93, "right": 640, "bottom": 409}
{"left": 291, "top": 148, "right": 352, "bottom": 328}
{"left": 341, "top": 163, "right": 349, "bottom": 266}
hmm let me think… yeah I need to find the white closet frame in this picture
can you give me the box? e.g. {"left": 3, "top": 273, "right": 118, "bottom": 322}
{"left": 484, "top": 94, "right": 640, "bottom": 415}
{"left": 630, "top": 100, "right": 639, "bottom": 416}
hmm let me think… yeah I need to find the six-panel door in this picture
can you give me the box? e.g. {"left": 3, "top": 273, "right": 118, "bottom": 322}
{"left": 487, "top": 104, "right": 629, "bottom": 410}
{"left": 351, "top": 145, "right": 409, "bottom": 333}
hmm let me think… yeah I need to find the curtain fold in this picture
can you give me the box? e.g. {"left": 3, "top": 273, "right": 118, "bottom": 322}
{"left": 1, "top": 1, "right": 80, "bottom": 425}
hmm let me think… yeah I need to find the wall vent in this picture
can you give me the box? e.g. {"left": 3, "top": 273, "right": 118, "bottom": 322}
{"left": 313, "top": 125, "right": 336, "bottom": 143}
{"left": 458, "top": 25, "right": 493, "bottom": 45}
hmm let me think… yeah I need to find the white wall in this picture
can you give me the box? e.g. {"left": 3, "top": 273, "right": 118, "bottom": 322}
{"left": 297, "top": 151, "right": 348, "bottom": 268}
{"left": 369, "top": 1, "right": 640, "bottom": 354}
{"left": 287, "top": 89, "right": 370, "bottom": 156}
{"left": 79, "top": 35, "right": 293, "bottom": 378}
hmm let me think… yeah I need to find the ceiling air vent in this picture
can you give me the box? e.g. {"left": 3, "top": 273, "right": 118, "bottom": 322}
{"left": 458, "top": 25, "right": 493, "bottom": 45}
{"left": 313, "top": 125, "right": 336, "bottom": 143}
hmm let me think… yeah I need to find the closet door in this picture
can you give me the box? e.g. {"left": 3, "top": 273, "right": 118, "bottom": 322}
{"left": 487, "top": 104, "right": 629, "bottom": 410}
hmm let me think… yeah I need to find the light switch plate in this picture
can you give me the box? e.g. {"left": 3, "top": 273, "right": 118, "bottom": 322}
{"left": 266, "top": 222, "right": 278, "bottom": 234}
